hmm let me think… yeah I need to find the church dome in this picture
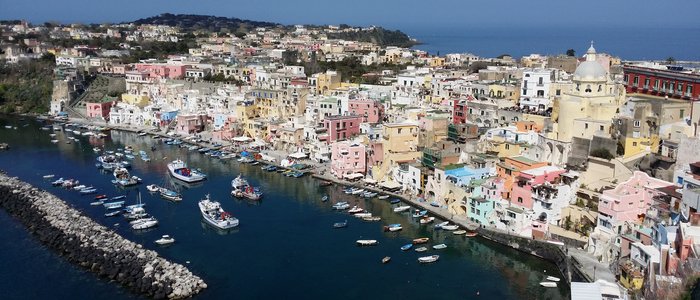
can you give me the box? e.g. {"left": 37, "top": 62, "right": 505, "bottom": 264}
{"left": 573, "top": 43, "right": 607, "bottom": 82}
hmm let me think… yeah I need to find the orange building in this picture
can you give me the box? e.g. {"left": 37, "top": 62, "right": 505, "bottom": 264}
{"left": 496, "top": 156, "right": 548, "bottom": 200}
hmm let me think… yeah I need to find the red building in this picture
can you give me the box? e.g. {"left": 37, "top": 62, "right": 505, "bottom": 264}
{"left": 451, "top": 96, "right": 474, "bottom": 124}
{"left": 623, "top": 65, "right": 700, "bottom": 100}
{"left": 85, "top": 100, "right": 115, "bottom": 121}
{"left": 322, "top": 115, "right": 362, "bottom": 142}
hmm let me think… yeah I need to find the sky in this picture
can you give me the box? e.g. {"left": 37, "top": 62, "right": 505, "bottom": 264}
{"left": 1, "top": 0, "right": 699, "bottom": 30}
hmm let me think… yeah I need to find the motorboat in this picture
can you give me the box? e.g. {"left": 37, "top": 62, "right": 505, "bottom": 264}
{"left": 420, "top": 217, "right": 435, "bottom": 224}
{"left": 79, "top": 188, "right": 97, "bottom": 195}
{"left": 347, "top": 206, "right": 364, "bottom": 214}
{"left": 539, "top": 282, "right": 557, "bottom": 288}
{"left": 94, "top": 194, "right": 107, "bottom": 200}
{"left": 353, "top": 212, "right": 372, "bottom": 218}
{"left": 199, "top": 194, "right": 239, "bottom": 229}
{"left": 414, "top": 247, "right": 428, "bottom": 252}
{"left": 362, "top": 216, "right": 381, "bottom": 222}
{"left": 412, "top": 237, "right": 430, "bottom": 244}
{"left": 146, "top": 184, "right": 160, "bottom": 192}
{"left": 401, "top": 244, "right": 413, "bottom": 251}
{"left": 393, "top": 206, "right": 411, "bottom": 213}
{"left": 453, "top": 230, "right": 467, "bottom": 235}
{"left": 132, "top": 218, "right": 158, "bottom": 230}
{"left": 432, "top": 244, "right": 447, "bottom": 250}
{"left": 159, "top": 188, "right": 182, "bottom": 201}
{"left": 435, "top": 221, "right": 449, "bottom": 229}
{"left": 418, "top": 255, "right": 440, "bottom": 264}
{"left": 333, "top": 220, "right": 348, "bottom": 228}
{"left": 350, "top": 188, "right": 365, "bottom": 195}
{"left": 442, "top": 225, "right": 459, "bottom": 231}
{"left": 321, "top": 195, "right": 329, "bottom": 202}
{"left": 112, "top": 167, "right": 140, "bottom": 187}
{"left": 390, "top": 199, "right": 401, "bottom": 204}
{"left": 412, "top": 210, "right": 428, "bottom": 218}
{"left": 42, "top": 174, "right": 55, "bottom": 179}
{"left": 51, "top": 178, "right": 65, "bottom": 186}
{"left": 546, "top": 276, "right": 560, "bottom": 282}
{"left": 103, "top": 201, "right": 125, "bottom": 210}
{"left": 384, "top": 225, "right": 403, "bottom": 232}
{"left": 109, "top": 195, "right": 126, "bottom": 201}
{"left": 356, "top": 240, "right": 378, "bottom": 246}
{"left": 168, "top": 159, "right": 206, "bottom": 183}
{"left": 230, "top": 175, "right": 262, "bottom": 200}
{"left": 90, "top": 200, "right": 104, "bottom": 206}
{"left": 104, "top": 210, "right": 120, "bottom": 217}
{"left": 382, "top": 256, "right": 391, "bottom": 264}
{"left": 155, "top": 235, "right": 175, "bottom": 245}
{"left": 332, "top": 202, "right": 350, "bottom": 210}
{"left": 377, "top": 195, "right": 390, "bottom": 200}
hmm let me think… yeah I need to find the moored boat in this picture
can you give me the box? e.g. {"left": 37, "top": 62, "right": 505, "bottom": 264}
{"left": 414, "top": 246, "right": 428, "bottom": 252}
{"left": 464, "top": 232, "right": 478, "bottom": 237}
{"left": 432, "top": 244, "right": 447, "bottom": 250}
{"left": 42, "top": 174, "right": 55, "bottom": 179}
{"left": 132, "top": 218, "right": 158, "bottom": 230}
{"left": 321, "top": 195, "right": 329, "bottom": 202}
{"left": 435, "top": 221, "right": 449, "bottom": 229}
{"left": 155, "top": 235, "right": 175, "bottom": 245}
{"left": 159, "top": 188, "right": 182, "bottom": 201}
{"left": 347, "top": 206, "right": 364, "bottom": 214}
{"left": 412, "top": 210, "right": 428, "bottom": 218}
{"left": 362, "top": 216, "right": 381, "bottom": 222}
{"left": 539, "top": 282, "right": 557, "bottom": 288}
{"left": 453, "top": 230, "right": 467, "bottom": 235}
{"left": 356, "top": 240, "right": 378, "bottom": 246}
{"left": 390, "top": 199, "right": 401, "bottom": 204}
{"left": 168, "top": 159, "right": 206, "bottom": 183}
{"left": 442, "top": 224, "right": 459, "bottom": 231}
{"left": 103, "top": 201, "right": 125, "bottom": 210}
{"left": 382, "top": 256, "right": 391, "bottom": 264}
{"left": 333, "top": 220, "right": 348, "bottom": 228}
{"left": 353, "top": 212, "right": 372, "bottom": 218}
{"left": 146, "top": 184, "right": 160, "bottom": 192}
{"left": 384, "top": 224, "right": 403, "bottom": 232}
{"left": 199, "top": 194, "right": 239, "bottom": 229}
{"left": 418, "top": 255, "right": 440, "bottom": 264}
{"left": 401, "top": 244, "right": 413, "bottom": 251}
{"left": 104, "top": 210, "right": 121, "bottom": 217}
{"left": 413, "top": 237, "right": 430, "bottom": 244}
{"left": 420, "top": 216, "right": 435, "bottom": 224}
{"left": 377, "top": 195, "right": 390, "bottom": 200}
{"left": 546, "top": 276, "right": 560, "bottom": 282}
{"left": 393, "top": 205, "right": 411, "bottom": 213}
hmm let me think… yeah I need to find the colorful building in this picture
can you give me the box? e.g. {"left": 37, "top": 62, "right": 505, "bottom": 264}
{"left": 322, "top": 115, "right": 362, "bottom": 142}
{"left": 330, "top": 141, "right": 366, "bottom": 179}
{"left": 348, "top": 98, "right": 384, "bottom": 124}
{"left": 623, "top": 65, "right": 700, "bottom": 101}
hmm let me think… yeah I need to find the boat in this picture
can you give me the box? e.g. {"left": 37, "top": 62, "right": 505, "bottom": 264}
{"left": 390, "top": 199, "right": 401, "bottom": 204}
{"left": 418, "top": 255, "right": 440, "bottom": 264}
{"left": 353, "top": 212, "right": 372, "bottom": 218}
{"left": 453, "top": 230, "right": 467, "bottom": 235}
{"left": 412, "top": 210, "right": 428, "bottom": 218}
{"left": 103, "top": 201, "right": 125, "bottom": 209}
{"left": 377, "top": 195, "right": 390, "bottom": 200}
{"left": 132, "top": 218, "right": 158, "bottom": 230}
{"left": 321, "top": 195, "right": 329, "bottom": 202}
{"left": 333, "top": 220, "right": 348, "bottom": 228}
{"left": 400, "top": 244, "right": 413, "bottom": 251}
{"left": 414, "top": 246, "right": 428, "bottom": 252}
{"left": 420, "top": 217, "right": 435, "bottom": 224}
{"left": 104, "top": 211, "right": 121, "bottom": 217}
{"left": 109, "top": 195, "right": 126, "bottom": 201}
{"left": 362, "top": 216, "right": 381, "bottom": 222}
{"left": 382, "top": 256, "right": 391, "bottom": 264}
{"left": 356, "top": 240, "right": 378, "bottom": 246}
{"left": 319, "top": 180, "right": 333, "bottom": 187}
{"left": 350, "top": 188, "right": 365, "bottom": 195}
{"left": 42, "top": 174, "right": 55, "bottom": 179}
{"left": 199, "top": 194, "right": 239, "bottom": 229}
{"left": 464, "top": 232, "right": 478, "bottom": 237}
{"left": 94, "top": 194, "right": 107, "bottom": 200}
{"left": 168, "top": 159, "right": 206, "bottom": 183}
{"left": 546, "top": 276, "right": 561, "bottom": 282}
{"left": 112, "top": 167, "right": 140, "bottom": 187}
{"left": 79, "top": 188, "right": 97, "bottom": 195}
{"left": 90, "top": 200, "right": 104, "bottom": 206}
{"left": 230, "top": 175, "right": 262, "bottom": 200}
{"left": 146, "top": 184, "right": 160, "bottom": 192}
{"left": 442, "top": 225, "right": 459, "bottom": 231}
{"left": 138, "top": 132, "right": 148, "bottom": 136}
{"left": 432, "top": 244, "right": 447, "bottom": 250}
{"left": 159, "top": 188, "right": 182, "bottom": 201}
{"left": 155, "top": 235, "right": 175, "bottom": 245}
{"left": 347, "top": 206, "right": 364, "bottom": 214}
{"left": 413, "top": 237, "right": 430, "bottom": 244}
{"left": 51, "top": 178, "right": 65, "bottom": 186}
{"left": 384, "top": 225, "right": 403, "bottom": 232}
{"left": 124, "top": 208, "right": 149, "bottom": 220}
{"left": 332, "top": 202, "right": 350, "bottom": 210}
{"left": 51, "top": 139, "right": 59, "bottom": 143}
{"left": 435, "top": 221, "right": 449, "bottom": 229}
{"left": 393, "top": 206, "right": 411, "bottom": 213}
{"left": 72, "top": 184, "right": 87, "bottom": 190}
{"left": 539, "top": 282, "right": 557, "bottom": 288}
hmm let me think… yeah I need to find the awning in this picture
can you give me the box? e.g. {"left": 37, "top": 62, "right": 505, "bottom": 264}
{"left": 380, "top": 181, "right": 401, "bottom": 190}
{"left": 288, "top": 152, "right": 307, "bottom": 159}
{"left": 232, "top": 136, "right": 251, "bottom": 142}
{"left": 344, "top": 173, "right": 364, "bottom": 180}
{"left": 363, "top": 178, "right": 377, "bottom": 184}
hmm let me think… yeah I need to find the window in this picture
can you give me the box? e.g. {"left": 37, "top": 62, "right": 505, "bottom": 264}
{"left": 670, "top": 82, "right": 675, "bottom": 92}
{"left": 585, "top": 123, "right": 588, "bottom": 129}
{"left": 624, "top": 74, "right": 629, "bottom": 83}
{"left": 687, "top": 84, "right": 693, "bottom": 95}
{"left": 680, "top": 109, "right": 685, "bottom": 119}
{"left": 654, "top": 79, "right": 659, "bottom": 89}
{"left": 634, "top": 120, "right": 641, "bottom": 127}
{"left": 633, "top": 76, "right": 639, "bottom": 86}
{"left": 538, "top": 77, "right": 543, "bottom": 85}
{"left": 585, "top": 85, "right": 592, "bottom": 93}
{"left": 556, "top": 89, "right": 561, "bottom": 96}
{"left": 517, "top": 197, "right": 523, "bottom": 203}
{"left": 644, "top": 78, "right": 650, "bottom": 88}
{"left": 505, "top": 144, "right": 510, "bottom": 150}
{"left": 523, "top": 81, "right": 528, "bottom": 89}
{"left": 522, "top": 89, "right": 527, "bottom": 95}
{"left": 633, "top": 141, "right": 638, "bottom": 147}
{"left": 600, "top": 125, "right": 604, "bottom": 131}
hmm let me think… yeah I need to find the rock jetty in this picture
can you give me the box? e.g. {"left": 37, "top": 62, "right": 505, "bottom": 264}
{"left": 0, "top": 173, "right": 206, "bottom": 299}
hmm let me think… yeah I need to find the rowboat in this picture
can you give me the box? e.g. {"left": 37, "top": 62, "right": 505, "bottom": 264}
{"left": 333, "top": 220, "right": 348, "bottom": 229}
{"left": 377, "top": 195, "right": 390, "bottom": 200}
{"left": 400, "top": 244, "right": 413, "bottom": 251}
{"left": 546, "top": 276, "right": 560, "bottom": 282}
{"left": 442, "top": 225, "right": 459, "bottom": 231}
{"left": 418, "top": 255, "right": 439, "bottom": 264}
{"left": 353, "top": 212, "right": 372, "bottom": 218}
{"left": 435, "top": 221, "right": 449, "bottom": 229}
{"left": 321, "top": 195, "right": 329, "bottom": 202}
{"left": 90, "top": 200, "right": 104, "bottom": 206}
{"left": 453, "top": 230, "right": 467, "bottom": 235}
{"left": 414, "top": 247, "right": 428, "bottom": 252}
{"left": 382, "top": 256, "right": 391, "bottom": 264}
{"left": 464, "top": 232, "right": 478, "bottom": 237}
{"left": 104, "top": 210, "right": 120, "bottom": 217}
{"left": 356, "top": 240, "right": 378, "bottom": 246}
{"left": 540, "top": 282, "right": 557, "bottom": 288}
{"left": 384, "top": 225, "right": 403, "bottom": 232}
{"left": 390, "top": 199, "right": 401, "bottom": 204}
{"left": 362, "top": 216, "right": 381, "bottom": 222}
{"left": 347, "top": 206, "right": 364, "bottom": 214}
{"left": 413, "top": 237, "right": 430, "bottom": 244}
{"left": 432, "top": 244, "right": 447, "bottom": 250}
{"left": 393, "top": 206, "right": 411, "bottom": 213}
{"left": 412, "top": 210, "right": 428, "bottom": 218}
{"left": 420, "top": 217, "right": 435, "bottom": 224}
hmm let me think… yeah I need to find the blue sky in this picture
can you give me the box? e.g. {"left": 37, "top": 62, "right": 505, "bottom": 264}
{"left": 1, "top": 0, "right": 699, "bottom": 30}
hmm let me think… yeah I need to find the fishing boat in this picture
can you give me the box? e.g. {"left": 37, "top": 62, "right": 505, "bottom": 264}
{"left": 412, "top": 210, "right": 428, "bottom": 218}
{"left": 442, "top": 225, "right": 460, "bottom": 231}
{"left": 199, "top": 194, "right": 239, "bottom": 229}
{"left": 418, "top": 255, "right": 440, "bottom": 264}
{"left": 413, "top": 237, "right": 430, "bottom": 244}
{"left": 321, "top": 195, "right": 329, "bottom": 202}
{"left": 104, "top": 210, "right": 120, "bottom": 217}
{"left": 230, "top": 175, "right": 262, "bottom": 200}
{"left": 132, "top": 218, "right": 158, "bottom": 230}
{"left": 539, "top": 282, "right": 557, "bottom": 288}
{"left": 112, "top": 167, "right": 140, "bottom": 187}
{"left": 546, "top": 276, "right": 560, "bottom": 282}
{"left": 393, "top": 205, "right": 411, "bottom": 213}
{"left": 168, "top": 159, "right": 206, "bottom": 183}
{"left": 347, "top": 206, "right": 364, "bottom": 214}
{"left": 362, "top": 216, "right": 381, "bottom": 222}
{"left": 382, "top": 256, "right": 391, "bottom": 264}
{"left": 42, "top": 174, "right": 55, "bottom": 179}
{"left": 356, "top": 240, "right": 378, "bottom": 246}
{"left": 159, "top": 188, "right": 182, "bottom": 201}
{"left": 377, "top": 195, "right": 390, "bottom": 200}
{"left": 333, "top": 220, "right": 348, "bottom": 228}
{"left": 103, "top": 201, "right": 125, "bottom": 210}
{"left": 420, "top": 217, "right": 435, "bottom": 224}
{"left": 155, "top": 235, "right": 175, "bottom": 245}
{"left": 146, "top": 184, "right": 160, "bottom": 192}
{"left": 432, "top": 244, "right": 447, "bottom": 250}
{"left": 401, "top": 244, "right": 413, "bottom": 251}
{"left": 390, "top": 199, "right": 401, "bottom": 204}
{"left": 435, "top": 221, "right": 449, "bottom": 229}
{"left": 453, "top": 230, "right": 467, "bottom": 235}
{"left": 415, "top": 247, "right": 428, "bottom": 252}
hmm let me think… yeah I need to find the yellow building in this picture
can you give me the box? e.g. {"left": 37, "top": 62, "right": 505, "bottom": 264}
{"left": 619, "top": 260, "right": 644, "bottom": 291}
{"left": 429, "top": 57, "right": 445, "bottom": 68}
{"left": 371, "top": 122, "right": 421, "bottom": 180}
{"left": 121, "top": 93, "right": 150, "bottom": 107}
{"left": 315, "top": 71, "right": 341, "bottom": 95}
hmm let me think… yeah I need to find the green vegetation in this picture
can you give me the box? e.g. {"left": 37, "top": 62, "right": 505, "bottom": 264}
{"left": 131, "top": 13, "right": 280, "bottom": 33}
{"left": 566, "top": 49, "right": 576, "bottom": 57}
{"left": 590, "top": 148, "right": 614, "bottom": 160}
{"left": 0, "top": 54, "right": 55, "bottom": 113}
{"left": 326, "top": 27, "right": 416, "bottom": 48}
{"left": 666, "top": 56, "right": 677, "bottom": 65}
{"left": 202, "top": 73, "right": 245, "bottom": 86}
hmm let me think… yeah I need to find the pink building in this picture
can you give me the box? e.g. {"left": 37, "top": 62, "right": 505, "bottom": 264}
{"left": 330, "top": 141, "right": 366, "bottom": 179}
{"left": 597, "top": 171, "right": 673, "bottom": 234}
{"left": 348, "top": 99, "right": 384, "bottom": 124}
{"left": 134, "top": 63, "right": 187, "bottom": 79}
{"left": 176, "top": 114, "right": 207, "bottom": 135}
{"left": 511, "top": 165, "right": 566, "bottom": 210}
{"left": 85, "top": 100, "right": 115, "bottom": 120}
{"left": 322, "top": 115, "right": 362, "bottom": 142}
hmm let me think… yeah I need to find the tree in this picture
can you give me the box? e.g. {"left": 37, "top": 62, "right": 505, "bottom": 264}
{"left": 566, "top": 49, "right": 576, "bottom": 57}
{"left": 666, "top": 57, "right": 677, "bottom": 65}
{"left": 564, "top": 215, "right": 572, "bottom": 230}
{"left": 233, "top": 32, "right": 246, "bottom": 39}
{"left": 590, "top": 148, "right": 614, "bottom": 160}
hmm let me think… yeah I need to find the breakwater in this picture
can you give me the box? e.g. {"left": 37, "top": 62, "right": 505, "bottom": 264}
{"left": 0, "top": 172, "right": 206, "bottom": 299}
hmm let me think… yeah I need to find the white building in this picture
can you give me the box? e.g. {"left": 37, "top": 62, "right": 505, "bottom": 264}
{"left": 519, "top": 68, "right": 555, "bottom": 112}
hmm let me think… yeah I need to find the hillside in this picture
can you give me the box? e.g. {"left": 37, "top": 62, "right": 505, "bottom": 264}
{"left": 0, "top": 54, "right": 55, "bottom": 113}
{"left": 131, "top": 13, "right": 280, "bottom": 33}
{"left": 326, "top": 27, "right": 417, "bottom": 48}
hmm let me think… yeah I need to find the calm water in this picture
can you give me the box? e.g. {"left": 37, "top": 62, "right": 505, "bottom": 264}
{"left": 0, "top": 116, "right": 568, "bottom": 300}
{"left": 406, "top": 25, "right": 700, "bottom": 61}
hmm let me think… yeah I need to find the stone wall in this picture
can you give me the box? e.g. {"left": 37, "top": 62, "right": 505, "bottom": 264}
{"left": 0, "top": 173, "right": 206, "bottom": 299}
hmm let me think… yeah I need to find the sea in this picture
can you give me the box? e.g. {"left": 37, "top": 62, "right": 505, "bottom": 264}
{"left": 405, "top": 25, "right": 700, "bottom": 61}
{"left": 0, "top": 116, "right": 568, "bottom": 300}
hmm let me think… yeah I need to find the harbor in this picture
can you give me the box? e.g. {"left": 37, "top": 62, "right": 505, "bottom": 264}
{"left": 0, "top": 116, "right": 569, "bottom": 299}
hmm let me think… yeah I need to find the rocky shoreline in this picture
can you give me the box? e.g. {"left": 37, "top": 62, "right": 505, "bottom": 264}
{"left": 0, "top": 172, "right": 206, "bottom": 299}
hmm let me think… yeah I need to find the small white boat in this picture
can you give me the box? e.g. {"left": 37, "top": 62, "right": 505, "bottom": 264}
{"left": 442, "top": 225, "right": 459, "bottom": 231}
{"left": 350, "top": 188, "right": 366, "bottom": 195}
{"left": 393, "top": 205, "right": 411, "bottom": 213}
{"left": 546, "top": 276, "right": 560, "bottom": 282}
{"left": 51, "top": 139, "right": 59, "bottom": 143}
{"left": 435, "top": 221, "right": 449, "bottom": 229}
{"left": 356, "top": 240, "right": 379, "bottom": 246}
{"left": 353, "top": 212, "right": 372, "bottom": 218}
{"left": 347, "top": 206, "right": 364, "bottom": 214}
{"left": 146, "top": 184, "right": 160, "bottom": 192}
{"left": 432, "top": 244, "right": 447, "bottom": 250}
{"left": 132, "top": 218, "right": 159, "bottom": 230}
{"left": 362, "top": 216, "right": 381, "bottom": 222}
{"left": 418, "top": 255, "right": 439, "bottom": 263}
{"left": 377, "top": 195, "right": 390, "bottom": 200}
{"left": 453, "top": 230, "right": 467, "bottom": 235}
{"left": 42, "top": 174, "right": 55, "bottom": 179}
{"left": 155, "top": 235, "right": 175, "bottom": 245}
{"left": 414, "top": 246, "right": 428, "bottom": 252}
{"left": 420, "top": 217, "right": 435, "bottom": 224}
{"left": 540, "top": 282, "right": 557, "bottom": 288}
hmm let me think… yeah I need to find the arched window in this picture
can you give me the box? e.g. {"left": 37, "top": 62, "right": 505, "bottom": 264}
{"left": 576, "top": 83, "right": 580, "bottom": 91}
{"left": 585, "top": 85, "right": 592, "bottom": 93}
